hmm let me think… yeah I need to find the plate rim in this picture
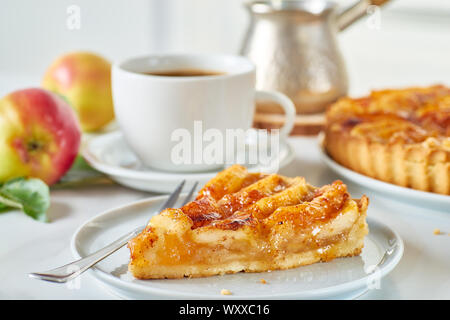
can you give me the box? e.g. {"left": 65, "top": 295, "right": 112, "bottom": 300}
{"left": 71, "top": 195, "right": 404, "bottom": 299}
{"left": 81, "top": 131, "right": 295, "bottom": 181}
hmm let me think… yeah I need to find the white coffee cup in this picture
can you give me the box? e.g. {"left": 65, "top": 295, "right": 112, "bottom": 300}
{"left": 112, "top": 53, "right": 295, "bottom": 172}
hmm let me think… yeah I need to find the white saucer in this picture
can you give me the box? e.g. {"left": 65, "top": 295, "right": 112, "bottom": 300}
{"left": 81, "top": 131, "right": 295, "bottom": 193}
{"left": 71, "top": 194, "right": 403, "bottom": 300}
{"left": 318, "top": 138, "right": 450, "bottom": 210}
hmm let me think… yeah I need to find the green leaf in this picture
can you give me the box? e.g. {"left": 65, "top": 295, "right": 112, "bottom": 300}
{"left": 54, "top": 154, "right": 112, "bottom": 189}
{"left": 0, "top": 200, "right": 14, "bottom": 213}
{"left": 69, "top": 154, "right": 96, "bottom": 172}
{"left": 0, "top": 177, "right": 50, "bottom": 222}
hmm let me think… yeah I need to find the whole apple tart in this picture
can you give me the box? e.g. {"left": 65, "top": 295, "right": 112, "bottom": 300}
{"left": 324, "top": 85, "right": 450, "bottom": 195}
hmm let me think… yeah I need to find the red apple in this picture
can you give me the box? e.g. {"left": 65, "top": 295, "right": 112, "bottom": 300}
{"left": 0, "top": 88, "right": 81, "bottom": 185}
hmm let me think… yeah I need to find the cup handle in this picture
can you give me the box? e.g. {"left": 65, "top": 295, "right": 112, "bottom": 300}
{"left": 255, "top": 90, "right": 296, "bottom": 139}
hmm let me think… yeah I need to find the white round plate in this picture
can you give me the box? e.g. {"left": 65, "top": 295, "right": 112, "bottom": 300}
{"left": 81, "top": 131, "right": 295, "bottom": 193}
{"left": 71, "top": 194, "right": 403, "bottom": 300}
{"left": 318, "top": 143, "right": 450, "bottom": 210}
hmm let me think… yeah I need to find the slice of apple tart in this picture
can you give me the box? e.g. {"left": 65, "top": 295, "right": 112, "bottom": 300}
{"left": 128, "top": 165, "right": 369, "bottom": 279}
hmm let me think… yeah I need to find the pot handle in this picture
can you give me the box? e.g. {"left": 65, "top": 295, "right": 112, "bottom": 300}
{"left": 337, "top": 0, "right": 391, "bottom": 31}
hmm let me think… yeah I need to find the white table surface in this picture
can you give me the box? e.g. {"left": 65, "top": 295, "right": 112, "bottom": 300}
{"left": 0, "top": 136, "right": 449, "bottom": 300}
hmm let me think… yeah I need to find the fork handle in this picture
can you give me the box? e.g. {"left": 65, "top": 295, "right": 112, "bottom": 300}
{"left": 29, "top": 226, "right": 144, "bottom": 283}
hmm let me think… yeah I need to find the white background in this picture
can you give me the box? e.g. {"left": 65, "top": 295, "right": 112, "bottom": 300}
{"left": 1, "top": 0, "right": 450, "bottom": 94}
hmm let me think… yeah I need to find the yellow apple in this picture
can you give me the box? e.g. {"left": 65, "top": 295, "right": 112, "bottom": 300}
{"left": 42, "top": 52, "right": 114, "bottom": 132}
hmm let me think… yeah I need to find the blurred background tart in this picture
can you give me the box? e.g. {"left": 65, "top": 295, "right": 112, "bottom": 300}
{"left": 324, "top": 85, "right": 450, "bottom": 195}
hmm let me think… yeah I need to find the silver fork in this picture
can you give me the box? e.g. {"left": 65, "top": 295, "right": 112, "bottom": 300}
{"left": 29, "top": 180, "right": 199, "bottom": 283}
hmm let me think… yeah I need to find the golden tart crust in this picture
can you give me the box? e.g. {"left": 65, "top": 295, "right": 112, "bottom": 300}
{"left": 324, "top": 85, "right": 450, "bottom": 195}
{"left": 128, "top": 165, "right": 369, "bottom": 279}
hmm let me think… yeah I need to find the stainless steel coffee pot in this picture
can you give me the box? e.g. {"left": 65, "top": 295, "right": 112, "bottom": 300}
{"left": 241, "top": 0, "right": 388, "bottom": 114}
